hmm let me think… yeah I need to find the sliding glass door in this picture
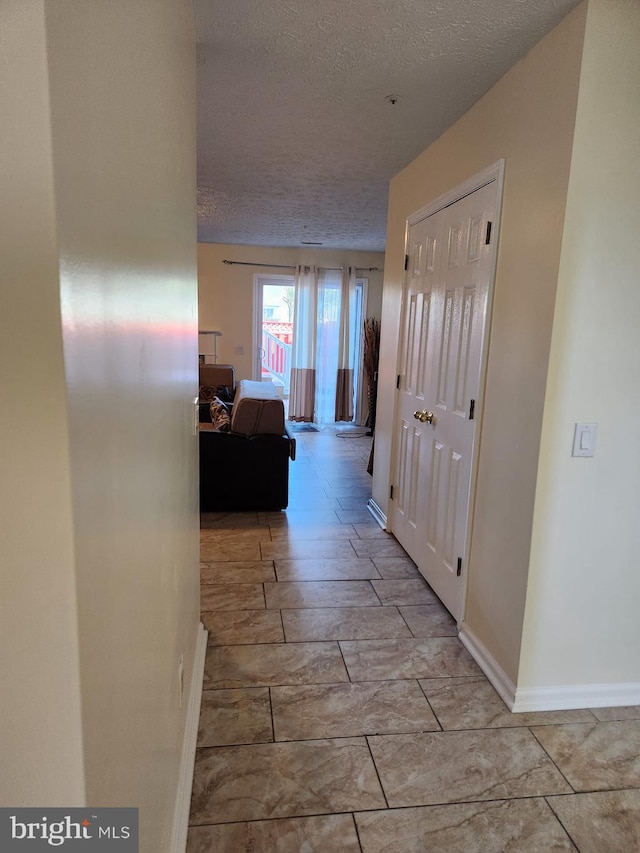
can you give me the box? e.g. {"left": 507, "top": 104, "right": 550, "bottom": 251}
{"left": 253, "top": 275, "right": 295, "bottom": 397}
{"left": 254, "top": 270, "right": 368, "bottom": 425}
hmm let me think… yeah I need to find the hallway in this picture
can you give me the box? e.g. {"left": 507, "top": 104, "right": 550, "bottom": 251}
{"left": 188, "top": 428, "right": 640, "bottom": 852}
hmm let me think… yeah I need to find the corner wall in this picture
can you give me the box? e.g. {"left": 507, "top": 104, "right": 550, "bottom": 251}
{"left": 376, "top": 4, "right": 587, "bottom": 683}
{"left": 198, "top": 243, "right": 385, "bottom": 380}
{"left": 44, "top": 2, "right": 200, "bottom": 846}
{"left": 0, "top": 0, "right": 85, "bottom": 805}
{"left": 0, "top": 1, "right": 200, "bottom": 846}
{"left": 518, "top": 0, "right": 640, "bottom": 699}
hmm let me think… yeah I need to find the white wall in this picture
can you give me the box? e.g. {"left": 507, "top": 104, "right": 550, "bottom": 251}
{"left": 376, "top": 5, "right": 587, "bottom": 683}
{"left": 0, "top": 0, "right": 85, "bottom": 805}
{"left": 0, "top": 2, "right": 200, "bottom": 846}
{"left": 519, "top": 0, "right": 640, "bottom": 697}
{"left": 198, "top": 243, "right": 385, "bottom": 380}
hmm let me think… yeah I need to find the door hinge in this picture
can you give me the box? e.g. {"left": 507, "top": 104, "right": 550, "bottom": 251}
{"left": 485, "top": 221, "right": 492, "bottom": 245}
{"left": 457, "top": 557, "right": 462, "bottom": 577}
{"left": 404, "top": 254, "right": 409, "bottom": 271}
{"left": 390, "top": 485, "right": 394, "bottom": 500}
{"left": 469, "top": 398, "right": 475, "bottom": 420}
{"left": 396, "top": 374, "right": 401, "bottom": 389}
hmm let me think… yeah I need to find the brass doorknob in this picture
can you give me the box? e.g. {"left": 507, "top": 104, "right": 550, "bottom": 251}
{"left": 413, "top": 410, "right": 434, "bottom": 424}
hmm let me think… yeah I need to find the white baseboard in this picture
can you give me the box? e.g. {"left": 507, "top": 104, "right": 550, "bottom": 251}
{"left": 460, "top": 624, "right": 640, "bottom": 712}
{"left": 171, "top": 622, "right": 208, "bottom": 853}
{"left": 512, "top": 682, "right": 640, "bottom": 712}
{"left": 458, "top": 624, "right": 517, "bottom": 709}
{"left": 367, "top": 498, "right": 387, "bottom": 530}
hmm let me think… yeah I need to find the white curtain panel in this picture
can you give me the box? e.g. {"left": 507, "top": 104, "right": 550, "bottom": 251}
{"left": 335, "top": 265, "right": 357, "bottom": 422}
{"left": 288, "top": 265, "right": 318, "bottom": 422}
{"left": 315, "top": 267, "right": 342, "bottom": 424}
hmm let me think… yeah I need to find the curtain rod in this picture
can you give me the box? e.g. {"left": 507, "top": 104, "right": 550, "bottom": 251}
{"left": 222, "top": 259, "right": 382, "bottom": 272}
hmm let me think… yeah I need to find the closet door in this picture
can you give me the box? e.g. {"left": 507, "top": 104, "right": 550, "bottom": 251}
{"left": 391, "top": 181, "right": 497, "bottom": 620}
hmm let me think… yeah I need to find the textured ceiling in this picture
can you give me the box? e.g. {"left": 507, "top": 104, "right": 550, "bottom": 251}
{"left": 195, "top": 0, "right": 580, "bottom": 251}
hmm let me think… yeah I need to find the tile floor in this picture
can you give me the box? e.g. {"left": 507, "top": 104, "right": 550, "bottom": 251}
{"left": 188, "top": 427, "right": 640, "bottom": 852}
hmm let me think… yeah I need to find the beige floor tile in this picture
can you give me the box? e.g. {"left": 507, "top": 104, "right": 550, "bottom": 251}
{"left": 187, "top": 814, "right": 361, "bottom": 853}
{"left": 269, "top": 524, "right": 357, "bottom": 540}
{"left": 265, "top": 580, "right": 380, "bottom": 609}
{"left": 336, "top": 508, "right": 378, "bottom": 524}
{"left": 279, "top": 496, "right": 342, "bottom": 511}
{"left": 340, "top": 637, "right": 481, "bottom": 681}
{"left": 288, "top": 467, "right": 325, "bottom": 481}
{"left": 282, "top": 606, "right": 411, "bottom": 642}
{"left": 200, "top": 583, "right": 265, "bottom": 611}
{"left": 200, "top": 541, "right": 262, "bottom": 562}
{"left": 399, "top": 604, "right": 457, "bottom": 637}
{"left": 200, "top": 528, "right": 272, "bottom": 543}
{"left": 531, "top": 720, "right": 640, "bottom": 791}
{"left": 351, "top": 538, "right": 412, "bottom": 558}
{"left": 196, "top": 433, "right": 638, "bottom": 850}
{"left": 202, "top": 610, "right": 283, "bottom": 645}
{"left": 371, "top": 579, "right": 439, "bottom": 606}
{"left": 261, "top": 510, "right": 341, "bottom": 526}
{"left": 275, "top": 558, "right": 380, "bottom": 581}
{"left": 338, "top": 496, "right": 373, "bottom": 510}
{"left": 356, "top": 798, "right": 575, "bottom": 852}
{"left": 287, "top": 476, "right": 323, "bottom": 488}
{"left": 372, "top": 557, "right": 421, "bottom": 579}
{"left": 261, "top": 539, "right": 357, "bottom": 561}
{"left": 547, "top": 789, "right": 640, "bottom": 853}
{"left": 591, "top": 705, "right": 640, "bottom": 721}
{"left": 200, "top": 561, "right": 276, "bottom": 584}
{"left": 351, "top": 523, "right": 390, "bottom": 539}
{"left": 368, "top": 729, "right": 572, "bottom": 807}
{"left": 324, "top": 486, "right": 372, "bottom": 499}
{"left": 271, "top": 681, "right": 439, "bottom": 740}
{"left": 200, "top": 512, "right": 262, "bottom": 529}
{"left": 189, "top": 738, "right": 386, "bottom": 824}
{"left": 197, "top": 688, "right": 272, "bottom": 747}
{"left": 422, "top": 679, "right": 597, "bottom": 730}
{"left": 203, "top": 642, "right": 349, "bottom": 688}
{"left": 324, "top": 475, "right": 372, "bottom": 488}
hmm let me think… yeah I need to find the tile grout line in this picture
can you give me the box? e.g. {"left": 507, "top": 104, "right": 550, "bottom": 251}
{"left": 416, "top": 679, "right": 444, "bottom": 732}
{"left": 526, "top": 727, "right": 577, "bottom": 793}
{"left": 364, "top": 735, "right": 390, "bottom": 810}
{"left": 337, "top": 639, "right": 353, "bottom": 684}
{"left": 541, "top": 796, "right": 582, "bottom": 851}
{"left": 188, "top": 793, "right": 601, "bottom": 834}
{"left": 351, "top": 811, "right": 365, "bottom": 853}
{"left": 396, "top": 604, "right": 417, "bottom": 637}
{"left": 267, "top": 686, "right": 276, "bottom": 744}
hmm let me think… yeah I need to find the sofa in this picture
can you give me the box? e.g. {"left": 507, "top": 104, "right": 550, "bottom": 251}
{"left": 199, "top": 371, "right": 296, "bottom": 512}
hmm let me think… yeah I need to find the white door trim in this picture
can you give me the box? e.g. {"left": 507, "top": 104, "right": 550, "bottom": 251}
{"left": 170, "top": 622, "right": 208, "bottom": 853}
{"left": 389, "top": 160, "right": 505, "bottom": 625}
{"left": 407, "top": 160, "right": 505, "bottom": 227}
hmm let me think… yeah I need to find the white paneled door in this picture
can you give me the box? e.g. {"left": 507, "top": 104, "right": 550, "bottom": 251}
{"left": 392, "top": 181, "right": 497, "bottom": 621}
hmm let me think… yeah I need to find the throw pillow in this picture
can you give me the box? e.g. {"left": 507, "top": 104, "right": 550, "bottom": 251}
{"left": 199, "top": 384, "right": 218, "bottom": 403}
{"left": 199, "top": 384, "right": 235, "bottom": 403}
{"left": 209, "top": 399, "right": 231, "bottom": 432}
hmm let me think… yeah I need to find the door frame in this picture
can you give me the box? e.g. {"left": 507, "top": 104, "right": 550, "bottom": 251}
{"left": 389, "top": 159, "right": 505, "bottom": 624}
{"left": 252, "top": 273, "right": 295, "bottom": 382}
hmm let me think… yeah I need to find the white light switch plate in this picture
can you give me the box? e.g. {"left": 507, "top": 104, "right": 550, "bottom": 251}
{"left": 572, "top": 422, "right": 597, "bottom": 457}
